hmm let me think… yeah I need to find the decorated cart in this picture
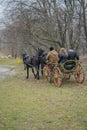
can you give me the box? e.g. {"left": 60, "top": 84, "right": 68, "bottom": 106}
{"left": 43, "top": 60, "right": 85, "bottom": 87}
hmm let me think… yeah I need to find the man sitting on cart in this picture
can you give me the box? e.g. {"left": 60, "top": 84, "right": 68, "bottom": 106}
{"left": 68, "top": 49, "right": 79, "bottom": 60}
{"left": 58, "top": 48, "right": 68, "bottom": 63}
{"left": 58, "top": 48, "right": 79, "bottom": 63}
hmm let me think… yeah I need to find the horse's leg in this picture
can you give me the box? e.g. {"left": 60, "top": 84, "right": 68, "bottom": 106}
{"left": 35, "top": 65, "right": 39, "bottom": 80}
{"left": 26, "top": 66, "right": 29, "bottom": 79}
{"left": 37, "top": 65, "right": 40, "bottom": 79}
{"left": 31, "top": 67, "right": 36, "bottom": 78}
{"left": 24, "top": 64, "right": 26, "bottom": 70}
{"left": 41, "top": 64, "right": 44, "bottom": 76}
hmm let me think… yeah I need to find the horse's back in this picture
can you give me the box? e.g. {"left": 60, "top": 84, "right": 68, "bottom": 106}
{"left": 31, "top": 56, "right": 39, "bottom": 66}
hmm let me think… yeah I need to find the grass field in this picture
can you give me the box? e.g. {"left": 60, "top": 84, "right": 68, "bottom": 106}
{"left": 0, "top": 58, "right": 87, "bottom": 130}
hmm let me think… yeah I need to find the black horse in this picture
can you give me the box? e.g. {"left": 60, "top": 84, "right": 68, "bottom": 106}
{"left": 34, "top": 48, "right": 47, "bottom": 77}
{"left": 35, "top": 48, "right": 47, "bottom": 76}
{"left": 22, "top": 54, "right": 36, "bottom": 79}
{"left": 22, "top": 53, "right": 40, "bottom": 79}
{"left": 22, "top": 48, "right": 47, "bottom": 80}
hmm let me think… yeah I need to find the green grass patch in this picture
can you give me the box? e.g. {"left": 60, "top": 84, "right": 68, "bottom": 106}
{"left": 0, "top": 58, "right": 18, "bottom": 66}
{"left": 0, "top": 59, "right": 87, "bottom": 130}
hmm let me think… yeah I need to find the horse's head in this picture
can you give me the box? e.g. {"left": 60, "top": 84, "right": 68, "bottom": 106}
{"left": 22, "top": 53, "right": 27, "bottom": 59}
{"left": 22, "top": 53, "right": 30, "bottom": 64}
{"left": 36, "top": 48, "right": 45, "bottom": 57}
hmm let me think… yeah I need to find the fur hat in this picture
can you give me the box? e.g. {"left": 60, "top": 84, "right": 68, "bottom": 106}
{"left": 59, "top": 48, "right": 67, "bottom": 54}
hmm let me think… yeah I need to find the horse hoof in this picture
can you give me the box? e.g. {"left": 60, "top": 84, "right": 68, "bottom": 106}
{"left": 38, "top": 76, "right": 40, "bottom": 79}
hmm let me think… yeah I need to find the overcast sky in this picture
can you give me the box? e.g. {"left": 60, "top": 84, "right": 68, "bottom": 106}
{"left": 0, "top": 4, "right": 4, "bottom": 17}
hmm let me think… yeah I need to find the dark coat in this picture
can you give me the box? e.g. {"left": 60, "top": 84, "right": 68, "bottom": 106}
{"left": 68, "top": 49, "right": 79, "bottom": 60}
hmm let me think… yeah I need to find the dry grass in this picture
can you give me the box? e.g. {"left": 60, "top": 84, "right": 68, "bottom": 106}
{"left": 0, "top": 58, "right": 87, "bottom": 130}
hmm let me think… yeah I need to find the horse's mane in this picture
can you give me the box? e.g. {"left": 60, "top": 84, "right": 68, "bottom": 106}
{"left": 36, "top": 48, "right": 45, "bottom": 56}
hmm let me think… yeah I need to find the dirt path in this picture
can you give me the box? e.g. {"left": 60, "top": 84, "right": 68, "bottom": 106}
{"left": 0, "top": 66, "right": 15, "bottom": 81}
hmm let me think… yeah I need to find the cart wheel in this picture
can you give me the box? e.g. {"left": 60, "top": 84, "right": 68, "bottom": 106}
{"left": 43, "top": 65, "right": 52, "bottom": 82}
{"left": 43, "top": 65, "right": 49, "bottom": 80}
{"left": 74, "top": 64, "right": 85, "bottom": 84}
{"left": 53, "top": 67, "right": 62, "bottom": 87}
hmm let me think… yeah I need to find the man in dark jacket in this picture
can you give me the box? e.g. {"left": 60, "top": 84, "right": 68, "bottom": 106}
{"left": 68, "top": 49, "right": 79, "bottom": 60}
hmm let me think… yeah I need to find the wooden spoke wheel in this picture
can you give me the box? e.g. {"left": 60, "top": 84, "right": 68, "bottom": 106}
{"left": 74, "top": 64, "right": 85, "bottom": 84}
{"left": 53, "top": 67, "right": 62, "bottom": 87}
{"left": 43, "top": 65, "right": 53, "bottom": 83}
{"left": 43, "top": 65, "right": 49, "bottom": 80}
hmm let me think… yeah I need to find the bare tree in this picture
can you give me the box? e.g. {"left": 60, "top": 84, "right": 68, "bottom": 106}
{"left": 0, "top": 0, "right": 87, "bottom": 55}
